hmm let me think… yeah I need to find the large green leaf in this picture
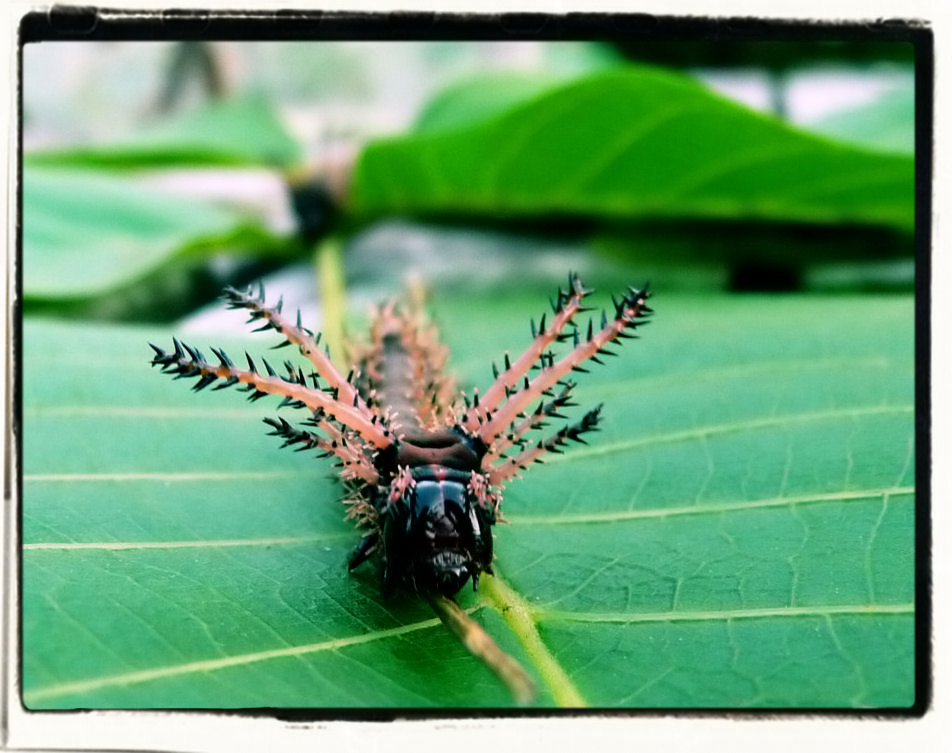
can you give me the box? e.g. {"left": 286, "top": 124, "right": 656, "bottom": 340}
{"left": 24, "top": 95, "right": 303, "bottom": 170}
{"left": 352, "top": 68, "right": 914, "bottom": 232}
{"left": 21, "top": 287, "right": 915, "bottom": 709}
{"left": 413, "top": 71, "right": 579, "bottom": 134}
{"left": 23, "top": 166, "right": 285, "bottom": 301}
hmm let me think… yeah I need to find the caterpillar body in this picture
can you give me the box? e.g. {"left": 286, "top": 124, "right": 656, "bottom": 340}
{"left": 150, "top": 272, "right": 652, "bottom": 700}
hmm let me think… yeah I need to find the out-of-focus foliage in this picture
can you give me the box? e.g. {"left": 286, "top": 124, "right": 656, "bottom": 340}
{"left": 354, "top": 68, "right": 914, "bottom": 232}
{"left": 25, "top": 95, "right": 303, "bottom": 169}
{"left": 22, "top": 52, "right": 916, "bottom": 314}
{"left": 23, "top": 166, "right": 291, "bottom": 301}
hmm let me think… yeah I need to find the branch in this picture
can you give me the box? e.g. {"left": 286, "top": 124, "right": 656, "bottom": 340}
{"left": 426, "top": 594, "right": 536, "bottom": 705}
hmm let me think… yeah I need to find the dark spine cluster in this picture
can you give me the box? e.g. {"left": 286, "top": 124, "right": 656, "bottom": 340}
{"left": 262, "top": 416, "right": 327, "bottom": 455}
{"left": 222, "top": 283, "right": 316, "bottom": 346}
{"left": 470, "top": 274, "right": 651, "bottom": 485}
{"left": 535, "top": 405, "right": 602, "bottom": 455}
{"left": 149, "top": 338, "right": 316, "bottom": 407}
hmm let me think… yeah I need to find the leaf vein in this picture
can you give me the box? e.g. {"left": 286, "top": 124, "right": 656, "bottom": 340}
{"left": 23, "top": 533, "right": 350, "bottom": 552}
{"left": 546, "top": 404, "right": 914, "bottom": 463}
{"left": 24, "top": 616, "right": 446, "bottom": 705}
{"left": 537, "top": 602, "right": 914, "bottom": 625}
{"left": 506, "top": 486, "right": 914, "bottom": 525}
{"left": 23, "top": 471, "right": 308, "bottom": 483}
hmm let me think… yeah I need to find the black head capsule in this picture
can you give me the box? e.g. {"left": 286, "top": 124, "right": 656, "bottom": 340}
{"left": 371, "top": 429, "right": 494, "bottom": 597}
{"left": 382, "top": 471, "right": 494, "bottom": 596}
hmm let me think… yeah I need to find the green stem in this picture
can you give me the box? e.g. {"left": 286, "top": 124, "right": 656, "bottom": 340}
{"left": 427, "top": 594, "right": 536, "bottom": 706}
{"left": 480, "top": 572, "right": 588, "bottom": 707}
{"left": 314, "top": 235, "right": 347, "bottom": 366}
{"left": 311, "top": 244, "right": 583, "bottom": 707}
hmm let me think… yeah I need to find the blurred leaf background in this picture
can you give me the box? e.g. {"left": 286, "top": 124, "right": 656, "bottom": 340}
{"left": 20, "top": 36, "right": 918, "bottom": 710}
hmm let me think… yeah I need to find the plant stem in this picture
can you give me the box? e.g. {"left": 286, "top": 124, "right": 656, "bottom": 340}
{"left": 426, "top": 593, "right": 536, "bottom": 706}
{"left": 315, "top": 235, "right": 347, "bottom": 367}
{"left": 480, "top": 573, "right": 588, "bottom": 707}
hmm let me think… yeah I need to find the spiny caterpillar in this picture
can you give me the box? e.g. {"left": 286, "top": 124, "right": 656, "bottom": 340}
{"left": 150, "top": 272, "right": 652, "bottom": 702}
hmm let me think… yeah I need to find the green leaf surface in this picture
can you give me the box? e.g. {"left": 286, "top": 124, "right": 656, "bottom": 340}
{"left": 24, "top": 95, "right": 303, "bottom": 169}
{"left": 23, "top": 166, "right": 283, "bottom": 300}
{"left": 21, "top": 288, "right": 915, "bottom": 709}
{"left": 413, "top": 71, "right": 577, "bottom": 133}
{"left": 352, "top": 68, "right": 914, "bottom": 232}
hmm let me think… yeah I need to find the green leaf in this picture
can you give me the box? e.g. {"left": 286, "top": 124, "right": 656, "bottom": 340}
{"left": 413, "top": 41, "right": 627, "bottom": 135}
{"left": 24, "top": 95, "right": 303, "bottom": 169}
{"left": 23, "top": 166, "right": 285, "bottom": 301}
{"left": 21, "top": 288, "right": 915, "bottom": 708}
{"left": 413, "top": 71, "right": 581, "bottom": 134}
{"left": 352, "top": 67, "right": 914, "bottom": 232}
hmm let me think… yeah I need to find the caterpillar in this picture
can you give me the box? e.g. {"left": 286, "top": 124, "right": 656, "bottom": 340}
{"left": 150, "top": 272, "right": 652, "bottom": 702}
